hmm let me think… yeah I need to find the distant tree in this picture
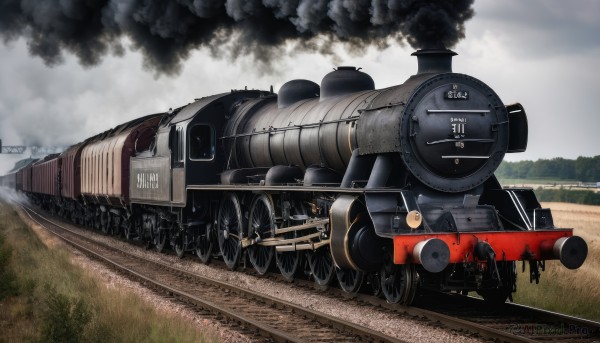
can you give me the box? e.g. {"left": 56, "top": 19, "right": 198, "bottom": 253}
{"left": 519, "top": 160, "right": 534, "bottom": 179}
{"left": 498, "top": 156, "right": 599, "bottom": 182}
{"left": 534, "top": 188, "right": 600, "bottom": 205}
{"left": 575, "top": 156, "right": 600, "bottom": 182}
{"left": 554, "top": 157, "right": 576, "bottom": 179}
{"left": 529, "top": 159, "right": 548, "bottom": 178}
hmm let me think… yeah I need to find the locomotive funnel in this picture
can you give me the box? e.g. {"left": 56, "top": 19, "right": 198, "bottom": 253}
{"left": 413, "top": 238, "right": 450, "bottom": 273}
{"left": 411, "top": 49, "right": 457, "bottom": 74}
{"left": 553, "top": 236, "right": 588, "bottom": 269}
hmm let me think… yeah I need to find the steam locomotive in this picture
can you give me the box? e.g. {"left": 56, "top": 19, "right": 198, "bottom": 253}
{"left": 2, "top": 49, "right": 588, "bottom": 304}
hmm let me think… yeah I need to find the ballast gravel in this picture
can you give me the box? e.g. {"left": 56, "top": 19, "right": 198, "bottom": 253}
{"left": 21, "top": 210, "right": 483, "bottom": 343}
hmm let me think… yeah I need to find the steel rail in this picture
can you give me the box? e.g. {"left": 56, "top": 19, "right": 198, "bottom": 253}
{"left": 17, "top": 201, "right": 600, "bottom": 342}
{"left": 20, "top": 205, "right": 405, "bottom": 343}
{"left": 337, "top": 287, "right": 599, "bottom": 342}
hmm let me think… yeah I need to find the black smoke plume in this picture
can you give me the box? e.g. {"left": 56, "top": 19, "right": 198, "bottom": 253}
{"left": 0, "top": 0, "right": 474, "bottom": 75}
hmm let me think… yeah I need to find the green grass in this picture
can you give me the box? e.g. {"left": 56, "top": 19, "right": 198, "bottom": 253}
{"left": 0, "top": 233, "right": 19, "bottom": 301}
{"left": 0, "top": 200, "right": 220, "bottom": 343}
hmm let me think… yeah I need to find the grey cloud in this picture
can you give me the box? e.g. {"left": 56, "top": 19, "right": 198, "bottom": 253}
{"left": 0, "top": 0, "right": 475, "bottom": 76}
{"left": 473, "top": 0, "right": 600, "bottom": 57}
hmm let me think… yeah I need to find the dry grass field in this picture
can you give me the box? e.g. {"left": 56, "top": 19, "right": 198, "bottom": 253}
{"left": 512, "top": 202, "right": 600, "bottom": 321}
{"left": 0, "top": 199, "right": 219, "bottom": 343}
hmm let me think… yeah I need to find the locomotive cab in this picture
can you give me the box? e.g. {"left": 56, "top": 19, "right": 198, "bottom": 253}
{"left": 130, "top": 91, "right": 271, "bottom": 207}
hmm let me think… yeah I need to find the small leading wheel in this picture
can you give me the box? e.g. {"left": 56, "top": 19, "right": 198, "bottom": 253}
{"left": 307, "top": 246, "right": 335, "bottom": 288}
{"left": 217, "top": 193, "right": 244, "bottom": 270}
{"left": 477, "top": 261, "right": 517, "bottom": 304}
{"left": 381, "top": 263, "right": 418, "bottom": 305}
{"left": 336, "top": 268, "right": 364, "bottom": 294}
{"left": 247, "top": 194, "right": 276, "bottom": 275}
{"left": 195, "top": 224, "right": 213, "bottom": 264}
{"left": 477, "top": 288, "right": 511, "bottom": 304}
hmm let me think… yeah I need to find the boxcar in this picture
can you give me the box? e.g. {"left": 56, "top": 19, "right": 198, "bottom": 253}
{"left": 31, "top": 154, "right": 61, "bottom": 197}
{"left": 80, "top": 114, "right": 162, "bottom": 207}
{"left": 16, "top": 168, "right": 23, "bottom": 191}
{"left": 22, "top": 162, "right": 34, "bottom": 193}
{"left": 60, "top": 142, "right": 89, "bottom": 201}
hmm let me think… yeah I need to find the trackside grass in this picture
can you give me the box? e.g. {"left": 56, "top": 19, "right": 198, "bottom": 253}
{"left": 2, "top": 194, "right": 597, "bottom": 341}
{"left": 512, "top": 202, "right": 600, "bottom": 322}
{"left": 0, "top": 199, "right": 220, "bottom": 343}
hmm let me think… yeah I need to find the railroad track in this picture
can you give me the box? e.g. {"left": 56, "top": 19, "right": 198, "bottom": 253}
{"left": 18, "top": 202, "right": 600, "bottom": 343}
{"left": 264, "top": 269, "right": 600, "bottom": 342}
{"left": 20, "top": 204, "right": 403, "bottom": 343}
{"left": 413, "top": 293, "right": 600, "bottom": 342}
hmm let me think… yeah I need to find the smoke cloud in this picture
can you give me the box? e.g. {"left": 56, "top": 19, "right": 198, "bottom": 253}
{"left": 0, "top": 0, "right": 474, "bottom": 74}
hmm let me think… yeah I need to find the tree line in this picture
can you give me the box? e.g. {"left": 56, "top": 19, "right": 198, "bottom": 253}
{"left": 496, "top": 156, "right": 600, "bottom": 182}
{"left": 534, "top": 188, "right": 600, "bottom": 205}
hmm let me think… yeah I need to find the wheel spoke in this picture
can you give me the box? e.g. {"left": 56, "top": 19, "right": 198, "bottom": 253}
{"left": 248, "top": 194, "right": 275, "bottom": 275}
{"left": 336, "top": 268, "right": 364, "bottom": 294}
{"left": 276, "top": 208, "right": 303, "bottom": 282}
{"left": 308, "top": 246, "right": 335, "bottom": 287}
{"left": 381, "top": 264, "right": 417, "bottom": 304}
{"left": 218, "top": 193, "right": 243, "bottom": 270}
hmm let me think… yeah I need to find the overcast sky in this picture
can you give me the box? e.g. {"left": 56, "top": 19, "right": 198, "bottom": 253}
{"left": 1, "top": 0, "right": 599, "bottom": 174}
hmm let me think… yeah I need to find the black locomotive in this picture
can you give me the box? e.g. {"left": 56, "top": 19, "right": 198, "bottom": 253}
{"left": 6, "top": 49, "right": 588, "bottom": 304}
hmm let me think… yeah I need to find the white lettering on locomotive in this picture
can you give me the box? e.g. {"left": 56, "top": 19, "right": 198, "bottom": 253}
{"left": 451, "top": 117, "right": 467, "bottom": 138}
{"left": 136, "top": 172, "right": 159, "bottom": 189}
{"left": 445, "top": 84, "right": 469, "bottom": 100}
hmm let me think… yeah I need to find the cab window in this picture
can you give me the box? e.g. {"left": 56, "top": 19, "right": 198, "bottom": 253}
{"left": 189, "top": 125, "right": 214, "bottom": 160}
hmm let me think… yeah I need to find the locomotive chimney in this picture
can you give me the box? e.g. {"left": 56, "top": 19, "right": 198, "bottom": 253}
{"left": 412, "top": 49, "right": 457, "bottom": 74}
